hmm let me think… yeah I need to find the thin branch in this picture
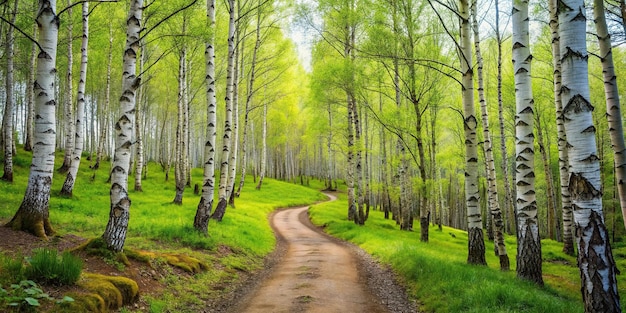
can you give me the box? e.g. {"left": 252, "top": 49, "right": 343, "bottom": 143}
{"left": 0, "top": 15, "right": 43, "bottom": 52}
{"left": 138, "top": 0, "right": 198, "bottom": 42}
{"left": 58, "top": 0, "right": 118, "bottom": 17}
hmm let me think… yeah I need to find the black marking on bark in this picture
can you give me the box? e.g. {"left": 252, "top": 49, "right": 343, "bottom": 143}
{"left": 524, "top": 172, "right": 535, "bottom": 178}
{"left": 521, "top": 147, "right": 533, "bottom": 154}
{"left": 517, "top": 163, "right": 531, "bottom": 170}
{"left": 581, "top": 154, "right": 600, "bottom": 163}
{"left": 568, "top": 172, "right": 601, "bottom": 200}
{"left": 524, "top": 190, "right": 536, "bottom": 195}
{"left": 520, "top": 106, "right": 533, "bottom": 114}
{"left": 516, "top": 155, "right": 528, "bottom": 162}
{"left": 517, "top": 180, "right": 530, "bottom": 186}
{"left": 516, "top": 120, "right": 529, "bottom": 127}
{"left": 38, "top": 51, "right": 51, "bottom": 60}
{"left": 563, "top": 94, "right": 593, "bottom": 114}
{"left": 581, "top": 125, "right": 596, "bottom": 133}
{"left": 515, "top": 67, "right": 529, "bottom": 74}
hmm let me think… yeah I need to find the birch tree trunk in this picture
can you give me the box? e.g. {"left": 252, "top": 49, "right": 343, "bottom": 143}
{"left": 59, "top": 0, "right": 74, "bottom": 174}
{"left": 195, "top": 0, "right": 217, "bottom": 234}
{"left": 102, "top": 0, "right": 142, "bottom": 252}
{"left": 594, "top": 0, "right": 626, "bottom": 231}
{"left": 6, "top": 0, "right": 59, "bottom": 238}
{"left": 549, "top": 0, "right": 574, "bottom": 255}
{"left": 459, "top": 0, "right": 485, "bottom": 266}
{"left": 495, "top": 0, "right": 515, "bottom": 235}
{"left": 559, "top": 0, "right": 621, "bottom": 310}
{"left": 236, "top": 0, "right": 263, "bottom": 197}
{"left": 512, "top": 0, "right": 542, "bottom": 285}
{"left": 227, "top": 35, "right": 240, "bottom": 208}
{"left": 2, "top": 0, "right": 18, "bottom": 182}
{"left": 134, "top": 42, "right": 145, "bottom": 192}
{"left": 25, "top": 3, "right": 37, "bottom": 152}
{"left": 255, "top": 100, "right": 266, "bottom": 190}
{"left": 536, "top": 115, "right": 559, "bottom": 241}
{"left": 60, "top": 2, "right": 89, "bottom": 196}
{"left": 173, "top": 48, "right": 187, "bottom": 205}
{"left": 93, "top": 25, "right": 113, "bottom": 172}
{"left": 212, "top": 0, "right": 236, "bottom": 221}
{"left": 472, "top": 0, "right": 508, "bottom": 270}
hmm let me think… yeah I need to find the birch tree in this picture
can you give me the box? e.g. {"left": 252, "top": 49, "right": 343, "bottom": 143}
{"left": 594, "top": 0, "right": 626, "bottom": 230}
{"left": 212, "top": 0, "right": 236, "bottom": 221}
{"left": 60, "top": 1, "right": 89, "bottom": 196}
{"left": 512, "top": 0, "right": 542, "bottom": 285}
{"left": 194, "top": 0, "right": 217, "bottom": 233}
{"left": 6, "top": 0, "right": 59, "bottom": 238}
{"left": 559, "top": 0, "right": 621, "bottom": 310}
{"left": 459, "top": 0, "right": 485, "bottom": 266}
{"left": 548, "top": 0, "right": 574, "bottom": 255}
{"left": 59, "top": 0, "right": 74, "bottom": 174}
{"left": 472, "top": 0, "right": 508, "bottom": 270}
{"left": 2, "top": 0, "right": 18, "bottom": 182}
{"left": 102, "top": 0, "right": 143, "bottom": 252}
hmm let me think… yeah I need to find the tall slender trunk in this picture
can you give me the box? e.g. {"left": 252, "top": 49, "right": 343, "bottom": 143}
{"left": 495, "top": 0, "right": 515, "bottom": 235}
{"left": 7, "top": 0, "right": 59, "bottom": 238}
{"left": 512, "top": 0, "right": 542, "bottom": 285}
{"left": 228, "top": 32, "right": 241, "bottom": 208}
{"left": 549, "top": 0, "right": 574, "bottom": 255}
{"left": 535, "top": 114, "right": 559, "bottom": 241}
{"left": 173, "top": 48, "right": 187, "bottom": 205}
{"left": 60, "top": 2, "right": 89, "bottom": 196}
{"left": 459, "top": 0, "right": 485, "bottom": 266}
{"left": 255, "top": 100, "right": 266, "bottom": 190}
{"left": 24, "top": 9, "right": 37, "bottom": 153}
{"left": 59, "top": 0, "right": 74, "bottom": 174}
{"left": 212, "top": 0, "right": 236, "bottom": 221}
{"left": 195, "top": 0, "right": 217, "bottom": 234}
{"left": 2, "top": 0, "right": 18, "bottom": 182}
{"left": 134, "top": 42, "right": 145, "bottom": 192}
{"left": 594, "top": 0, "right": 626, "bottom": 231}
{"left": 472, "top": 0, "right": 508, "bottom": 270}
{"left": 560, "top": 0, "right": 621, "bottom": 310}
{"left": 93, "top": 26, "right": 113, "bottom": 172}
{"left": 102, "top": 0, "right": 143, "bottom": 252}
{"left": 237, "top": 1, "right": 264, "bottom": 197}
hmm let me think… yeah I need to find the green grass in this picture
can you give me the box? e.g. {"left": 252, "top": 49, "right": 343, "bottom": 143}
{"left": 0, "top": 147, "right": 326, "bottom": 311}
{"left": 309, "top": 192, "right": 626, "bottom": 313}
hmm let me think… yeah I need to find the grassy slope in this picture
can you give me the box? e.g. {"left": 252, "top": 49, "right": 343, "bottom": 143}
{"left": 309, "top": 192, "right": 626, "bottom": 313}
{"left": 0, "top": 149, "right": 326, "bottom": 312}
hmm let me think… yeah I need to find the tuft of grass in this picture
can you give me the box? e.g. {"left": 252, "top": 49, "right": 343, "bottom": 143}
{"left": 0, "top": 253, "right": 25, "bottom": 285}
{"left": 25, "top": 248, "right": 83, "bottom": 286}
{"left": 308, "top": 192, "right": 617, "bottom": 313}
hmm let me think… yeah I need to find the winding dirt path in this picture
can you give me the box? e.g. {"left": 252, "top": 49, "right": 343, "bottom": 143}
{"left": 232, "top": 195, "right": 388, "bottom": 313}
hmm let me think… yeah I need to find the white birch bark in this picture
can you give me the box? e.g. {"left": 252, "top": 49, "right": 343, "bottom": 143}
{"left": 512, "top": 0, "right": 542, "bottom": 285}
{"left": 227, "top": 35, "right": 240, "bottom": 207}
{"left": 494, "top": 0, "right": 515, "bottom": 235}
{"left": 195, "top": 0, "right": 217, "bottom": 233}
{"left": 94, "top": 25, "right": 113, "bottom": 171}
{"left": 7, "top": 0, "right": 59, "bottom": 238}
{"left": 459, "top": 0, "right": 485, "bottom": 265}
{"left": 102, "top": 0, "right": 142, "bottom": 252}
{"left": 255, "top": 100, "right": 266, "bottom": 190}
{"left": 2, "top": 0, "right": 18, "bottom": 182}
{"left": 25, "top": 11, "right": 37, "bottom": 152}
{"left": 594, "top": 0, "right": 626, "bottom": 231}
{"left": 61, "top": 2, "right": 89, "bottom": 196}
{"left": 549, "top": 0, "right": 574, "bottom": 255}
{"left": 59, "top": 0, "right": 73, "bottom": 173}
{"left": 560, "top": 0, "right": 621, "bottom": 310}
{"left": 134, "top": 41, "right": 145, "bottom": 192}
{"left": 472, "top": 0, "right": 508, "bottom": 270}
{"left": 212, "top": 0, "right": 236, "bottom": 221}
{"left": 173, "top": 49, "right": 187, "bottom": 205}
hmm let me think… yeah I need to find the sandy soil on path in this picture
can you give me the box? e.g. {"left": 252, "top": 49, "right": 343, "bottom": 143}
{"left": 229, "top": 194, "right": 413, "bottom": 313}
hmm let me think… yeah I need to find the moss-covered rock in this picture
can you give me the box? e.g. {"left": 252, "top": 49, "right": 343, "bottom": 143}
{"left": 77, "top": 273, "right": 138, "bottom": 310}
{"left": 126, "top": 249, "right": 209, "bottom": 273}
{"left": 53, "top": 292, "right": 106, "bottom": 313}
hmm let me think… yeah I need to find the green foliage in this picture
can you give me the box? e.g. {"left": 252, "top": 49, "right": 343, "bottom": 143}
{"left": 0, "top": 280, "right": 73, "bottom": 312}
{"left": 0, "top": 253, "right": 25, "bottom": 285}
{"left": 308, "top": 194, "right": 607, "bottom": 313}
{"left": 25, "top": 249, "right": 83, "bottom": 286}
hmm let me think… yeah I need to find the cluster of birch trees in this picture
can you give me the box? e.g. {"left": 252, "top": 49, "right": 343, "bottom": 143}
{"left": 2, "top": 0, "right": 626, "bottom": 311}
{"left": 303, "top": 0, "right": 625, "bottom": 310}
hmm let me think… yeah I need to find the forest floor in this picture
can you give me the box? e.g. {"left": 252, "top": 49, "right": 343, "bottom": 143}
{"left": 0, "top": 193, "right": 417, "bottom": 313}
{"left": 226, "top": 193, "right": 418, "bottom": 313}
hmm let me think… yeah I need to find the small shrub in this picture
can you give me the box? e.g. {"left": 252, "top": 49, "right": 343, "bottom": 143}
{"left": 25, "top": 248, "right": 83, "bottom": 286}
{"left": 0, "top": 280, "right": 74, "bottom": 312}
